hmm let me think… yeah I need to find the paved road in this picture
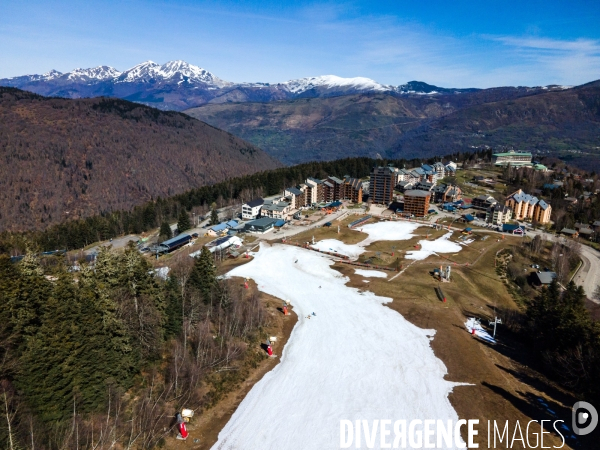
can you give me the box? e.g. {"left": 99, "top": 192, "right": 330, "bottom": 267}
{"left": 573, "top": 245, "right": 600, "bottom": 300}
{"left": 85, "top": 234, "right": 140, "bottom": 255}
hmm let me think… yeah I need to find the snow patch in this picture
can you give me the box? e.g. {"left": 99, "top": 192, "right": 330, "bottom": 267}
{"left": 354, "top": 269, "right": 387, "bottom": 278}
{"left": 405, "top": 232, "right": 462, "bottom": 260}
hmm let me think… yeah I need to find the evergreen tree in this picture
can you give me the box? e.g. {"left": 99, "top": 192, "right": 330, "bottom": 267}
{"left": 159, "top": 221, "right": 173, "bottom": 241}
{"left": 189, "top": 247, "right": 217, "bottom": 304}
{"left": 210, "top": 206, "right": 219, "bottom": 225}
{"left": 177, "top": 210, "right": 191, "bottom": 233}
{"left": 163, "top": 277, "right": 183, "bottom": 339}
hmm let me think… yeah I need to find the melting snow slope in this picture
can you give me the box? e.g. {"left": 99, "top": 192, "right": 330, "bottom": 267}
{"left": 405, "top": 232, "right": 462, "bottom": 261}
{"left": 214, "top": 243, "right": 463, "bottom": 449}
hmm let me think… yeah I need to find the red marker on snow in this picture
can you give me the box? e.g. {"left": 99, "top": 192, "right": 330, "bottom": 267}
{"left": 471, "top": 328, "right": 476, "bottom": 335}
{"left": 267, "top": 345, "right": 273, "bottom": 356}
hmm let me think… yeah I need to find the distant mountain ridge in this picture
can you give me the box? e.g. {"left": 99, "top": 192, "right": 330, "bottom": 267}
{"left": 0, "top": 60, "right": 545, "bottom": 111}
{"left": 186, "top": 81, "right": 600, "bottom": 168}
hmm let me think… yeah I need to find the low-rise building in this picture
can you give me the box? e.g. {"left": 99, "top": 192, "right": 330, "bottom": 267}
{"left": 534, "top": 271, "right": 557, "bottom": 286}
{"left": 242, "top": 198, "right": 264, "bottom": 220}
{"left": 492, "top": 150, "right": 533, "bottom": 166}
{"left": 404, "top": 190, "right": 431, "bottom": 217}
{"left": 244, "top": 217, "right": 278, "bottom": 234}
{"left": 261, "top": 199, "right": 291, "bottom": 220}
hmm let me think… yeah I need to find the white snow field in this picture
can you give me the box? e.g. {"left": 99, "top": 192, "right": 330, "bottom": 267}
{"left": 405, "top": 232, "right": 462, "bottom": 261}
{"left": 354, "top": 268, "right": 388, "bottom": 278}
{"left": 214, "top": 243, "right": 464, "bottom": 449}
{"left": 310, "top": 238, "right": 365, "bottom": 259}
{"left": 311, "top": 222, "right": 462, "bottom": 264}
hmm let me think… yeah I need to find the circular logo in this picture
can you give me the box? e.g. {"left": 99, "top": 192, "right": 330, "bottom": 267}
{"left": 572, "top": 401, "right": 598, "bottom": 436}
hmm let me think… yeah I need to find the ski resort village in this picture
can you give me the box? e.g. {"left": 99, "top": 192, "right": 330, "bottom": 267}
{"left": 27, "top": 150, "right": 597, "bottom": 449}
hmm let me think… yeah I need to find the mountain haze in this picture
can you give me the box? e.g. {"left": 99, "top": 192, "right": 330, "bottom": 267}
{"left": 0, "top": 88, "right": 279, "bottom": 231}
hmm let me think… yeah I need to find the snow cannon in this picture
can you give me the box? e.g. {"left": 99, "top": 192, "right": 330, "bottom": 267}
{"left": 176, "top": 413, "right": 190, "bottom": 440}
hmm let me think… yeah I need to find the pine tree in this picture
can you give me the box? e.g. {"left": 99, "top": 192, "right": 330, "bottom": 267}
{"left": 189, "top": 247, "right": 216, "bottom": 304}
{"left": 159, "top": 221, "right": 173, "bottom": 242}
{"left": 177, "top": 210, "right": 191, "bottom": 233}
{"left": 163, "top": 277, "right": 183, "bottom": 339}
{"left": 210, "top": 206, "right": 219, "bottom": 225}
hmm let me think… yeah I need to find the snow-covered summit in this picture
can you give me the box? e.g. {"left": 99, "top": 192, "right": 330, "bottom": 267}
{"left": 116, "top": 60, "right": 229, "bottom": 86}
{"left": 67, "top": 66, "right": 122, "bottom": 81}
{"left": 281, "top": 75, "right": 391, "bottom": 94}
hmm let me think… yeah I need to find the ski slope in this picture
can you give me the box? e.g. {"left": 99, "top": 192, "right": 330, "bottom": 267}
{"left": 214, "top": 243, "right": 464, "bottom": 449}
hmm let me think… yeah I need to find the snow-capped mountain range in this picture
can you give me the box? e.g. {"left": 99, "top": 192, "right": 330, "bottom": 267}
{"left": 0, "top": 60, "right": 567, "bottom": 111}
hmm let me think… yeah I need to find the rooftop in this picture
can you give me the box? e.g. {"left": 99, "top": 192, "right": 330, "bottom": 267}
{"left": 493, "top": 151, "right": 533, "bottom": 157}
{"left": 246, "top": 217, "right": 278, "bottom": 227}
{"left": 536, "top": 271, "right": 557, "bottom": 285}
{"left": 404, "top": 190, "right": 431, "bottom": 198}
{"left": 245, "top": 198, "right": 264, "bottom": 208}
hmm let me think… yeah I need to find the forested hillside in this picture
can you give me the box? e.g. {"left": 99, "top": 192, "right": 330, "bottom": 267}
{"left": 0, "top": 88, "right": 279, "bottom": 231}
{"left": 0, "top": 244, "right": 269, "bottom": 448}
{"left": 186, "top": 82, "right": 600, "bottom": 169}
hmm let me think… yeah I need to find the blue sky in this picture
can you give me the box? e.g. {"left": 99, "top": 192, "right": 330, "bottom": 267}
{"left": 1, "top": 0, "right": 599, "bottom": 87}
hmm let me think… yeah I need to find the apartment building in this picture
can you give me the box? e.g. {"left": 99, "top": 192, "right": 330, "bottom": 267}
{"left": 370, "top": 166, "right": 397, "bottom": 205}
{"left": 305, "top": 177, "right": 323, "bottom": 204}
{"left": 505, "top": 189, "right": 552, "bottom": 224}
{"left": 403, "top": 190, "right": 431, "bottom": 217}
{"left": 284, "top": 186, "right": 306, "bottom": 209}
{"left": 486, "top": 205, "right": 512, "bottom": 225}
{"left": 342, "top": 177, "right": 363, "bottom": 203}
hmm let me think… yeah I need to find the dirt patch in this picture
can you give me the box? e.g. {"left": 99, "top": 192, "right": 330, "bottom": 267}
{"left": 165, "top": 280, "right": 298, "bottom": 449}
